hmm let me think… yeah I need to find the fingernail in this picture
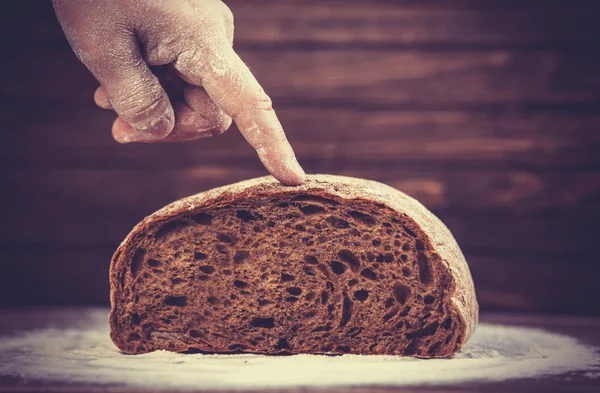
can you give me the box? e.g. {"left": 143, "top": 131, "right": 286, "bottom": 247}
{"left": 139, "top": 112, "right": 174, "bottom": 139}
{"left": 289, "top": 157, "right": 306, "bottom": 184}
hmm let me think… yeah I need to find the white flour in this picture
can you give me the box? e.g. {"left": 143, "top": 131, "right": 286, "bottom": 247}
{"left": 0, "top": 309, "right": 598, "bottom": 390}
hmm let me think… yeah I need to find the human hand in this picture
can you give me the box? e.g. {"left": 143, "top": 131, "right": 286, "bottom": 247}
{"left": 52, "top": 0, "right": 305, "bottom": 185}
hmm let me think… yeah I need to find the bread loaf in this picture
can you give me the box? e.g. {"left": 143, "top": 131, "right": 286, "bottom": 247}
{"left": 109, "top": 175, "right": 478, "bottom": 357}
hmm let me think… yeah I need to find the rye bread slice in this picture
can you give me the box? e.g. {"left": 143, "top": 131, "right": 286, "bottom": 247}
{"left": 109, "top": 175, "right": 478, "bottom": 357}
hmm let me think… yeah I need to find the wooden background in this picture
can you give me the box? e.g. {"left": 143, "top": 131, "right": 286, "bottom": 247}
{"left": 0, "top": 0, "right": 599, "bottom": 314}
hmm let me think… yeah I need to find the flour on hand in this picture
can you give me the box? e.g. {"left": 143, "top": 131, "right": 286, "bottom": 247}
{"left": 0, "top": 309, "right": 598, "bottom": 390}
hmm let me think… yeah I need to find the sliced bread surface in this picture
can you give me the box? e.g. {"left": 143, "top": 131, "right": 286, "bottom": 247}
{"left": 109, "top": 175, "right": 478, "bottom": 357}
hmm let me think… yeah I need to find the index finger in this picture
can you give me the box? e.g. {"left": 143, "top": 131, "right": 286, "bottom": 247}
{"left": 174, "top": 45, "right": 305, "bottom": 186}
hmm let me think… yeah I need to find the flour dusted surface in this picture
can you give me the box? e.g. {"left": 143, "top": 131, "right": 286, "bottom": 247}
{"left": 0, "top": 309, "right": 598, "bottom": 390}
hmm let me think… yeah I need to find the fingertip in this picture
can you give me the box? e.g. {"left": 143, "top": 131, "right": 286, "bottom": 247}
{"left": 112, "top": 117, "right": 136, "bottom": 143}
{"left": 257, "top": 146, "right": 306, "bottom": 186}
{"left": 281, "top": 158, "right": 306, "bottom": 186}
{"left": 93, "top": 87, "right": 113, "bottom": 109}
{"left": 112, "top": 110, "right": 175, "bottom": 143}
{"left": 143, "top": 109, "right": 175, "bottom": 139}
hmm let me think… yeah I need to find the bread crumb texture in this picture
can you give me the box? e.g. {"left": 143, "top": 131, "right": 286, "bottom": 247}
{"left": 109, "top": 175, "right": 478, "bottom": 357}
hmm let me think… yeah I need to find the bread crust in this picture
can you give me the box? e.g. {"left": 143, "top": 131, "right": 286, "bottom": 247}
{"left": 110, "top": 175, "right": 478, "bottom": 355}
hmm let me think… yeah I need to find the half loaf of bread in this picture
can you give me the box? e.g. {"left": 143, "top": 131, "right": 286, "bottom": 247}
{"left": 110, "top": 175, "right": 478, "bottom": 357}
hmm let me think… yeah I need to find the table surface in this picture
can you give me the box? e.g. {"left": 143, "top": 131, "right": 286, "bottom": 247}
{"left": 0, "top": 308, "right": 599, "bottom": 393}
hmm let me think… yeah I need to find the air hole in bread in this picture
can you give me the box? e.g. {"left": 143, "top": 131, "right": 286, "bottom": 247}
{"left": 127, "top": 333, "right": 141, "bottom": 342}
{"left": 330, "top": 261, "right": 346, "bottom": 275}
{"left": 275, "top": 338, "right": 291, "bottom": 350}
{"left": 348, "top": 210, "right": 376, "bottom": 226}
{"left": 406, "top": 321, "right": 439, "bottom": 339}
{"left": 304, "top": 266, "right": 317, "bottom": 276}
{"left": 338, "top": 249, "right": 360, "bottom": 272}
{"left": 304, "top": 255, "right": 319, "bottom": 265}
{"left": 418, "top": 253, "right": 434, "bottom": 285}
{"left": 403, "top": 339, "right": 418, "bottom": 356}
{"left": 147, "top": 258, "right": 161, "bottom": 267}
{"left": 281, "top": 273, "right": 295, "bottom": 282}
{"left": 292, "top": 195, "right": 338, "bottom": 205}
{"left": 443, "top": 318, "right": 453, "bottom": 330}
{"left": 164, "top": 296, "right": 187, "bottom": 307}
{"left": 286, "top": 287, "right": 302, "bottom": 296}
{"left": 403, "top": 225, "right": 417, "bottom": 238}
{"left": 217, "top": 233, "right": 233, "bottom": 243}
{"left": 155, "top": 220, "right": 189, "bottom": 239}
{"left": 317, "top": 263, "right": 332, "bottom": 279}
{"left": 360, "top": 269, "right": 377, "bottom": 281}
{"left": 353, "top": 289, "right": 369, "bottom": 301}
{"left": 191, "top": 213, "right": 213, "bottom": 225}
{"left": 234, "top": 280, "right": 249, "bottom": 289}
{"left": 236, "top": 210, "right": 256, "bottom": 221}
{"left": 336, "top": 345, "right": 351, "bottom": 353}
{"left": 131, "top": 313, "right": 141, "bottom": 325}
{"left": 428, "top": 341, "right": 442, "bottom": 355}
{"left": 233, "top": 250, "right": 250, "bottom": 264}
{"left": 130, "top": 248, "right": 146, "bottom": 277}
{"left": 326, "top": 216, "right": 350, "bottom": 228}
{"left": 383, "top": 307, "right": 399, "bottom": 322}
{"left": 393, "top": 282, "right": 411, "bottom": 305}
{"left": 400, "top": 306, "right": 411, "bottom": 317}
{"left": 199, "top": 266, "right": 215, "bottom": 274}
{"left": 250, "top": 317, "right": 275, "bottom": 329}
{"left": 299, "top": 205, "right": 325, "bottom": 215}
{"left": 228, "top": 344, "right": 246, "bottom": 352}
{"left": 340, "top": 295, "right": 353, "bottom": 327}
{"left": 194, "top": 252, "right": 208, "bottom": 260}
{"left": 424, "top": 295, "right": 435, "bottom": 304}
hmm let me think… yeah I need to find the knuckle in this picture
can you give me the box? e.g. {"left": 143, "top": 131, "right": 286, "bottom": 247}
{"left": 113, "top": 85, "right": 166, "bottom": 128}
{"left": 251, "top": 93, "right": 274, "bottom": 113}
{"left": 231, "top": 91, "right": 274, "bottom": 121}
{"left": 242, "top": 91, "right": 273, "bottom": 115}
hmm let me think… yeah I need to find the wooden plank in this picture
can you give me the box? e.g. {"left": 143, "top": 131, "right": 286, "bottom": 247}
{"left": 3, "top": 165, "right": 600, "bottom": 214}
{"left": 0, "top": 168, "right": 597, "bottom": 251}
{"left": 2, "top": 47, "right": 600, "bottom": 107}
{"left": 230, "top": 0, "right": 600, "bottom": 47}
{"left": 1, "top": 103, "right": 600, "bottom": 172}
{"left": 470, "top": 256, "right": 600, "bottom": 314}
{"left": 1, "top": 0, "right": 599, "bottom": 47}
{"left": 1, "top": 248, "right": 597, "bottom": 314}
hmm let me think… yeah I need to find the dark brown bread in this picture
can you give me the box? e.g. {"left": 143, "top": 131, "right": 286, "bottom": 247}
{"left": 109, "top": 175, "right": 478, "bottom": 357}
